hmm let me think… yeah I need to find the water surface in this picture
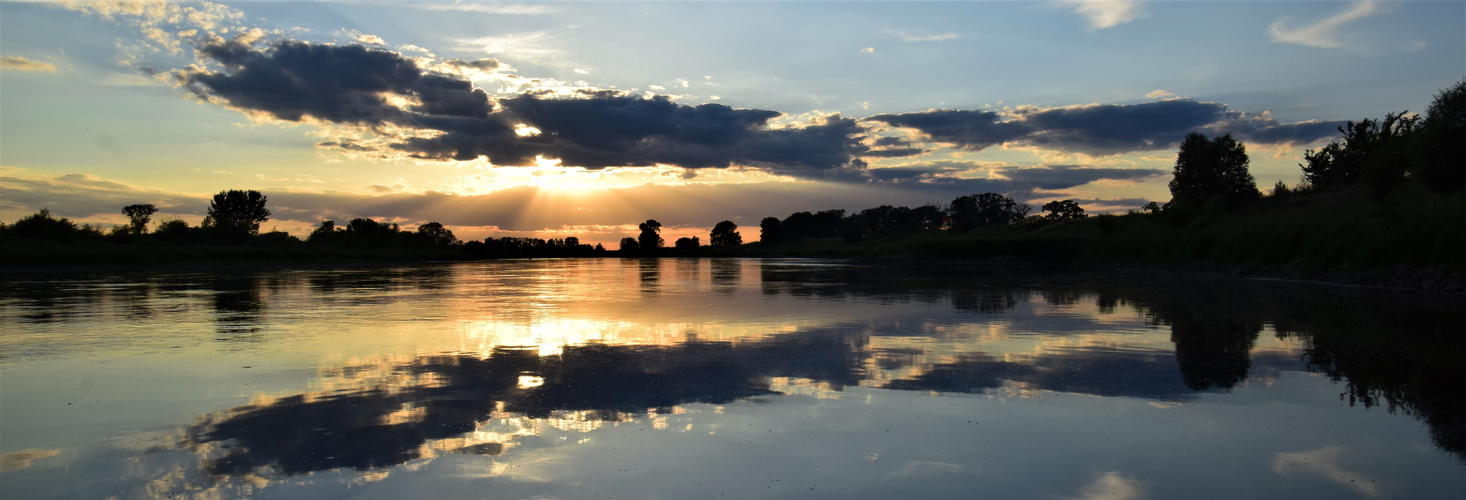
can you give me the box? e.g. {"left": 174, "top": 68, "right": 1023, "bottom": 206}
{"left": 2, "top": 259, "right": 1463, "bottom": 498}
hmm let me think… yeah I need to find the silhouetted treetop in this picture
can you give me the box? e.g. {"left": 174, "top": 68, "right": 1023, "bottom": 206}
{"left": 710, "top": 220, "right": 742, "bottom": 247}
{"left": 948, "top": 193, "right": 1028, "bottom": 232}
{"left": 206, "top": 190, "right": 271, "bottom": 235}
{"left": 638, "top": 219, "right": 663, "bottom": 250}
{"left": 1168, "top": 133, "right": 1257, "bottom": 210}
{"left": 122, "top": 204, "right": 158, "bottom": 235}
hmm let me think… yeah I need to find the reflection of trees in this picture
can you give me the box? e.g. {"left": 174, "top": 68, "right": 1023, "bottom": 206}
{"left": 1164, "top": 315, "right": 1262, "bottom": 390}
{"left": 638, "top": 258, "right": 660, "bottom": 292}
{"left": 1277, "top": 296, "right": 1466, "bottom": 463}
{"left": 710, "top": 259, "right": 741, "bottom": 293}
{"left": 210, "top": 275, "right": 264, "bottom": 338}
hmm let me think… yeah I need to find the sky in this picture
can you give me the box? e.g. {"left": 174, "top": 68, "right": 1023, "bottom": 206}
{"left": 1, "top": 0, "right": 1462, "bottom": 246}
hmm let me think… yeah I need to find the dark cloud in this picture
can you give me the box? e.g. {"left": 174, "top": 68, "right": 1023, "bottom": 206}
{"left": 182, "top": 38, "right": 867, "bottom": 179}
{"left": 442, "top": 58, "right": 500, "bottom": 71}
{"left": 187, "top": 39, "right": 422, "bottom": 124}
{"left": 869, "top": 99, "right": 1345, "bottom": 155}
{"left": 866, "top": 109, "right": 1029, "bottom": 150}
{"left": 991, "top": 164, "right": 1166, "bottom": 190}
{"left": 1018, "top": 100, "right": 1226, "bottom": 155}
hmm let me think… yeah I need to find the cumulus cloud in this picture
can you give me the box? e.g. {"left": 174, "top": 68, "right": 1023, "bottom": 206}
{"left": 1269, "top": 1, "right": 1380, "bottom": 48}
{"left": 0, "top": 56, "right": 57, "bottom": 72}
{"left": 176, "top": 36, "right": 870, "bottom": 179}
{"left": 1061, "top": 0, "right": 1145, "bottom": 30}
{"left": 869, "top": 99, "right": 1344, "bottom": 155}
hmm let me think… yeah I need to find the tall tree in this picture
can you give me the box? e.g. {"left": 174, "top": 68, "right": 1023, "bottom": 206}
{"left": 759, "top": 217, "right": 782, "bottom": 245}
{"left": 121, "top": 203, "right": 158, "bottom": 234}
{"left": 1414, "top": 78, "right": 1466, "bottom": 192}
{"left": 637, "top": 219, "right": 662, "bottom": 250}
{"left": 206, "top": 190, "right": 271, "bottom": 235}
{"left": 415, "top": 222, "right": 458, "bottom": 247}
{"left": 948, "top": 193, "right": 1028, "bottom": 232}
{"left": 710, "top": 220, "right": 742, "bottom": 246}
{"left": 1167, "top": 133, "right": 1258, "bottom": 210}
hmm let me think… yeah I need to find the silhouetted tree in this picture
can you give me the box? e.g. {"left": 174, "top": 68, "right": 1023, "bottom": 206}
{"left": 6, "top": 209, "right": 92, "bottom": 242}
{"left": 122, "top": 204, "right": 158, "bottom": 234}
{"left": 948, "top": 193, "right": 1029, "bottom": 232}
{"left": 759, "top": 217, "right": 782, "bottom": 245}
{"left": 1413, "top": 78, "right": 1466, "bottom": 192}
{"left": 638, "top": 219, "right": 663, "bottom": 251}
{"left": 710, "top": 220, "right": 742, "bottom": 246}
{"left": 308, "top": 220, "right": 338, "bottom": 245}
{"left": 566, "top": 236, "right": 581, "bottom": 247}
{"left": 206, "top": 190, "right": 271, "bottom": 236}
{"left": 619, "top": 237, "right": 640, "bottom": 253}
{"left": 1042, "top": 200, "right": 1087, "bottom": 220}
{"left": 1168, "top": 133, "right": 1258, "bottom": 210}
{"left": 415, "top": 222, "right": 458, "bottom": 247}
{"left": 674, "top": 236, "right": 700, "bottom": 249}
{"left": 1302, "top": 112, "right": 1418, "bottom": 196}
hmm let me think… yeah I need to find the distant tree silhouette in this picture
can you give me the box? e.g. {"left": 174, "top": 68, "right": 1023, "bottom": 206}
{"left": 771, "top": 210, "right": 844, "bottom": 242}
{"left": 122, "top": 204, "right": 158, "bottom": 234}
{"left": 1413, "top": 78, "right": 1466, "bottom": 192}
{"left": 1140, "top": 201, "right": 1163, "bottom": 214}
{"left": 638, "top": 219, "right": 663, "bottom": 251}
{"left": 948, "top": 193, "right": 1029, "bottom": 232}
{"left": 1042, "top": 200, "right": 1087, "bottom": 220}
{"left": 415, "top": 222, "right": 458, "bottom": 247}
{"left": 565, "top": 236, "right": 580, "bottom": 247}
{"left": 674, "top": 236, "right": 700, "bottom": 249}
{"left": 710, "top": 220, "right": 742, "bottom": 246}
{"left": 1168, "top": 133, "right": 1258, "bottom": 210}
{"left": 759, "top": 217, "right": 782, "bottom": 244}
{"left": 594, "top": 243, "right": 605, "bottom": 252}
{"left": 7, "top": 209, "right": 87, "bottom": 241}
{"left": 206, "top": 190, "right": 271, "bottom": 236}
{"left": 619, "top": 237, "right": 640, "bottom": 253}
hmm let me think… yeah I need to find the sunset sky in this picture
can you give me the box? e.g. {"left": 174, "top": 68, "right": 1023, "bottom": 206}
{"left": 2, "top": 0, "right": 1462, "bottom": 245}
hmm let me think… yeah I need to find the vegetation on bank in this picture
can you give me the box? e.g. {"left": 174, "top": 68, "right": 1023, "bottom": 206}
{"left": 3, "top": 79, "right": 1463, "bottom": 283}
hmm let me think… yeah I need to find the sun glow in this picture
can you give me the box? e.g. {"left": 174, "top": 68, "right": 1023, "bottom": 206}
{"left": 515, "top": 124, "right": 542, "bottom": 137}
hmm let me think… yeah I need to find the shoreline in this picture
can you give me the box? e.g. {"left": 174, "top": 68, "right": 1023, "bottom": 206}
{"left": 5, "top": 253, "right": 1461, "bottom": 295}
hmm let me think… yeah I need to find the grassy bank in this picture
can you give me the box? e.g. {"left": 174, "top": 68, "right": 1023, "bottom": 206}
{"left": 746, "top": 188, "right": 1466, "bottom": 288}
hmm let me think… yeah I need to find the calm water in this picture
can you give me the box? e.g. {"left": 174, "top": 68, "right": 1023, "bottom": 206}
{"left": 1, "top": 259, "right": 1463, "bottom": 499}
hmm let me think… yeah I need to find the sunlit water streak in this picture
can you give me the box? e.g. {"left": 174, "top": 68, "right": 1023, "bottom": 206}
{"left": 2, "top": 259, "right": 1463, "bottom": 498}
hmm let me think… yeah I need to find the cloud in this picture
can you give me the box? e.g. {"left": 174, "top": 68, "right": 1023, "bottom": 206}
{"left": 179, "top": 37, "right": 870, "bottom": 179}
{"left": 1061, "top": 0, "right": 1145, "bottom": 30}
{"left": 0, "top": 56, "right": 57, "bottom": 72}
{"left": 869, "top": 100, "right": 1344, "bottom": 155}
{"left": 1070, "top": 470, "right": 1146, "bottom": 500}
{"left": 0, "top": 173, "right": 208, "bottom": 220}
{"left": 889, "top": 30, "right": 959, "bottom": 42}
{"left": 1269, "top": 1, "right": 1380, "bottom": 48}
{"left": 414, "top": 3, "right": 560, "bottom": 16}
{"left": 866, "top": 109, "right": 1030, "bottom": 151}
{"left": 1145, "top": 90, "right": 1174, "bottom": 99}
{"left": 1273, "top": 447, "right": 1382, "bottom": 497}
{"left": 860, "top": 47, "right": 875, "bottom": 53}
{"left": 992, "top": 164, "right": 1165, "bottom": 190}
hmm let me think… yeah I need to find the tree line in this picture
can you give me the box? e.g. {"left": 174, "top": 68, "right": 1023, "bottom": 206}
{"left": 4, "top": 79, "right": 1461, "bottom": 262}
